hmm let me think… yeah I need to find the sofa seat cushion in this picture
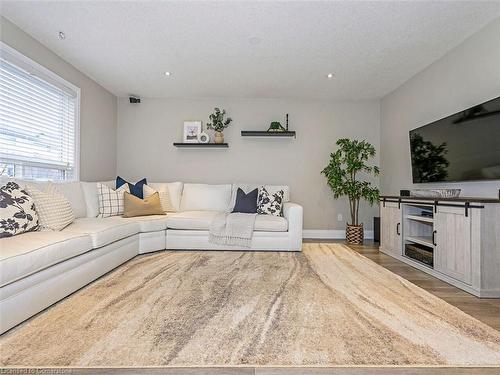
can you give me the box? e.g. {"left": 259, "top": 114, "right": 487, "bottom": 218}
{"left": 166, "top": 211, "right": 218, "bottom": 230}
{"left": 66, "top": 217, "right": 139, "bottom": 248}
{"left": 119, "top": 215, "right": 169, "bottom": 233}
{"left": 166, "top": 211, "right": 288, "bottom": 232}
{"left": 0, "top": 231, "right": 93, "bottom": 286}
{"left": 255, "top": 214, "right": 288, "bottom": 232}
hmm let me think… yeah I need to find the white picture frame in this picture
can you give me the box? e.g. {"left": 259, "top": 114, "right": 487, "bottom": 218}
{"left": 183, "top": 121, "right": 202, "bottom": 143}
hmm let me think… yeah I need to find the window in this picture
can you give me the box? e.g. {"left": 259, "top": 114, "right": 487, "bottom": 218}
{"left": 0, "top": 43, "right": 80, "bottom": 181}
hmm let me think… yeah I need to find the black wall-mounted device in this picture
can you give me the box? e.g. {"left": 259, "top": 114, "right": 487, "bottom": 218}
{"left": 373, "top": 217, "right": 380, "bottom": 243}
{"left": 400, "top": 190, "right": 411, "bottom": 196}
{"left": 129, "top": 97, "right": 141, "bottom": 104}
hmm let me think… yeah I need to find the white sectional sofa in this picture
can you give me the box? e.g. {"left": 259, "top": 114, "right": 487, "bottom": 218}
{"left": 0, "top": 180, "right": 303, "bottom": 333}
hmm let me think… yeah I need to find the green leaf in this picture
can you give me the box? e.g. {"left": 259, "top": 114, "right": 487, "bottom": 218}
{"left": 206, "top": 107, "right": 232, "bottom": 132}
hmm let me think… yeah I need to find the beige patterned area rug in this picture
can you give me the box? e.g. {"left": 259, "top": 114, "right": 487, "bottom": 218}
{"left": 1, "top": 243, "right": 500, "bottom": 366}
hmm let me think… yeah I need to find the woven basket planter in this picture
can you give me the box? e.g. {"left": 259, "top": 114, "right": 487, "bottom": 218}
{"left": 346, "top": 223, "right": 364, "bottom": 245}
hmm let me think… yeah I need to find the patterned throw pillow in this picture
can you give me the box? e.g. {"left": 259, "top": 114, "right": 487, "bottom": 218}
{"left": 143, "top": 184, "right": 175, "bottom": 212}
{"left": 257, "top": 187, "right": 284, "bottom": 216}
{"left": 97, "top": 183, "right": 130, "bottom": 218}
{"left": 0, "top": 181, "right": 39, "bottom": 238}
{"left": 26, "top": 184, "right": 75, "bottom": 231}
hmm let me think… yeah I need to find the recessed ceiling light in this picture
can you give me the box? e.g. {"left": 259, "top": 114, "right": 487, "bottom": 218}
{"left": 164, "top": 72, "right": 171, "bottom": 76}
{"left": 327, "top": 73, "right": 334, "bottom": 79}
{"left": 58, "top": 31, "right": 66, "bottom": 40}
{"left": 249, "top": 36, "right": 262, "bottom": 45}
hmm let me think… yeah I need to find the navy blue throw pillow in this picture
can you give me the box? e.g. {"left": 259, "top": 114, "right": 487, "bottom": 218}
{"left": 116, "top": 176, "right": 147, "bottom": 199}
{"left": 232, "top": 188, "right": 258, "bottom": 214}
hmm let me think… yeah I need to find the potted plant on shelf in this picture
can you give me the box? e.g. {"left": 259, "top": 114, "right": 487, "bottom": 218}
{"left": 321, "top": 138, "right": 380, "bottom": 245}
{"left": 206, "top": 108, "right": 232, "bottom": 144}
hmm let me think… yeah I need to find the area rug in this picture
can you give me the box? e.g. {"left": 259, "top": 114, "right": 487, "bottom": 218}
{"left": 1, "top": 243, "right": 500, "bottom": 366}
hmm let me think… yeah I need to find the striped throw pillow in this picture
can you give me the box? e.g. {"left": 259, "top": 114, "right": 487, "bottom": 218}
{"left": 143, "top": 184, "right": 175, "bottom": 212}
{"left": 26, "top": 184, "right": 75, "bottom": 231}
{"left": 97, "top": 183, "right": 130, "bottom": 218}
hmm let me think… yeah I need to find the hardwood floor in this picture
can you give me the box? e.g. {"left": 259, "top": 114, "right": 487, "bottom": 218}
{"left": 304, "top": 239, "right": 500, "bottom": 331}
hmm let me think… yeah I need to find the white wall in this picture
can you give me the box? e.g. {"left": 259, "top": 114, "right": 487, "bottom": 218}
{"left": 380, "top": 18, "right": 500, "bottom": 197}
{"left": 117, "top": 98, "right": 380, "bottom": 230}
{"left": 0, "top": 16, "right": 117, "bottom": 181}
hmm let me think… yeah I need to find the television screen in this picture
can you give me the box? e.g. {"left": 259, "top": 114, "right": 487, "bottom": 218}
{"left": 410, "top": 96, "right": 500, "bottom": 183}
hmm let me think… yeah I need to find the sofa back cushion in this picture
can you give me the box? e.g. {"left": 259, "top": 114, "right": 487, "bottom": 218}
{"left": 81, "top": 182, "right": 99, "bottom": 217}
{"left": 230, "top": 183, "right": 289, "bottom": 211}
{"left": 180, "top": 183, "right": 232, "bottom": 212}
{"left": 51, "top": 181, "right": 87, "bottom": 218}
{"left": 0, "top": 178, "right": 87, "bottom": 218}
{"left": 148, "top": 182, "right": 183, "bottom": 211}
{"left": 81, "top": 181, "right": 115, "bottom": 217}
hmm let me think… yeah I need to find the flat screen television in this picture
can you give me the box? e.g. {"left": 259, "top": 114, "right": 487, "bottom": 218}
{"left": 409, "top": 96, "right": 500, "bottom": 183}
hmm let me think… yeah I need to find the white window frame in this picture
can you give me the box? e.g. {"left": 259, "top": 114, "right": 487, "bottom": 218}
{"left": 0, "top": 41, "right": 81, "bottom": 181}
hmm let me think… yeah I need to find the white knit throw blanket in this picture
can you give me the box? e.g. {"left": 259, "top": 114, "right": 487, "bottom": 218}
{"left": 209, "top": 212, "right": 257, "bottom": 248}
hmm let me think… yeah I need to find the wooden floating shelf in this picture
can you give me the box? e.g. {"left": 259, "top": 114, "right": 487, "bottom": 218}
{"left": 241, "top": 131, "right": 296, "bottom": 137}
{"left": 173, "top": 143, "right": 228, "bottom": 148}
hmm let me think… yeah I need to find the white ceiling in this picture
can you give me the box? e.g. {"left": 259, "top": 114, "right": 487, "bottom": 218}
{"left": 1, "top": 1, "right": 500, "bottom": 100}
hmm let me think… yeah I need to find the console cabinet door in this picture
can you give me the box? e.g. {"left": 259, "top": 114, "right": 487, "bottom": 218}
{"left": 434, "top": 206, "right": 472, "bottom": 285}
{"left": 380, "top": 202, "right": 402, "bottom": 256}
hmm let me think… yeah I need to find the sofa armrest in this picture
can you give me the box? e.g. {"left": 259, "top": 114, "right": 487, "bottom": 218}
{"left": 283, "top": 202, "right": 303, "bottom": 251}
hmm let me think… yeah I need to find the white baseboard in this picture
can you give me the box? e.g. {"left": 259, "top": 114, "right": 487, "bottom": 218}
{"left": 303, "top": 229, "right": 374, "bottom": 240}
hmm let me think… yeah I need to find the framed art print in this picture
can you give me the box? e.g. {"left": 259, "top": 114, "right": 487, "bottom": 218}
{"left": 183, "top": 121, "right": 202, "bottom": 143}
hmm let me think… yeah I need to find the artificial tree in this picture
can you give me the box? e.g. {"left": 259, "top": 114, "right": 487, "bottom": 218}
{"left": 321, "top": 138, "right": 380, "bottom": 244}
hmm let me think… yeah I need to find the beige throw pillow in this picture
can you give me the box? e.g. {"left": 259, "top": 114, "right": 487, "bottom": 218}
{"left": 143, "top": 184, "right": 175, "bottom": 212}
{"left": 26, "top": 184, "right": 74, "bottom": 231}
{"left": 123, "top": 191, "right": 165, "bottom": 218}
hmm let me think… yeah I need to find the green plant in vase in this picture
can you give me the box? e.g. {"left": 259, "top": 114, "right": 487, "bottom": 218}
{"left": 206, "top": 108, "right": 232, "bottom": 144}
{"left": 268, "top": 121, "right": 285, "bottom": 132}
{"left": 321, "top": 138, "right": 380, "bottom": 244}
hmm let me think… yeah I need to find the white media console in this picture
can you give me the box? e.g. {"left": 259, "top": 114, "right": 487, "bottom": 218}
{"left": 379, "top": 196, "right": 500, "bottom": 298}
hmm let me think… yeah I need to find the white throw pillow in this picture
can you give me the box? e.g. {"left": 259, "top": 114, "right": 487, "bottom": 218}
{"left": 180, "top": 183, "right": 232, "bottom": 212}
{"left": 148, "top": 182, "right": 183, "bottom": 211}
{"left": 26, "top": 184, "right": 75, "bottom": 231}
{"left": 143, "top": 184, "right": 175, "bottom": 212}
{"left": 97, "top": 183, "right": 129, "bottom": 218}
